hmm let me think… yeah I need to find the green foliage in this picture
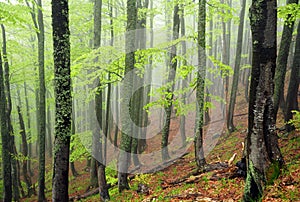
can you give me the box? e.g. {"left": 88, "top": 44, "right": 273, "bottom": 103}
{"left": 70, "top": 131, "right": 91, "bottom": 162}
{"left": 134, "top": 173, "right": 151, "bottom": 185}
{"left": 208, "top": 56, "right": 233, "bottom": 77}
{"left": 278, "top": 3, "right": 300, "bottom": 26}
{"left": 0, "top": 2, "right": 29, "bottom": 25}
{"left": 105, "top": 167, "right": 118, "bottom": 185}
{"left": 288, "top": 110, "right": 300, "bottom": 130}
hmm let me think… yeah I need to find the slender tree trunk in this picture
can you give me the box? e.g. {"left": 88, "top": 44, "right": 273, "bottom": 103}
{"left": 227, "top": 0, "right": 246, "bottom": 133}
{"left": 93, "top": 0, "right": 110, "bottom": 200}
{"left": 285, "top": 22, "right": 300, "bottom": 132}
{"left": 46, "top": 92, "right": 53, "bottom": 157}
{"left": 179, "top": 5, "right": 187, "bottom": 147}
{"left": 2, "top": 23, "right": 22, "bottom": 201}
{"left": 161, "top": 3, "right": 180, "bottom": 161}
{"left": 37, "top": 0, "right": 46, "bottom": 197}
{"left": 24, "top": 82, "right": 33, "bottom": 176}
{"left": 70, "top": 92, "right": 79, "bottom": 177}
{"left": 51, "top": 0, "right": 72, "bottom": 200}
{"left": 118, "top": 0, "right": 137, "bottom": 192}
{"left": 194, "top": 0, "right": 206, "bottom": 170}
{"left": 17, "top": 106, "right": 34, "bottom": 197}
{"left": 273, "top": 0, "right": 299, "bottom": 122}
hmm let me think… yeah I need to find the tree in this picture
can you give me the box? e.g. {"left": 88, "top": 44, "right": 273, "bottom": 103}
{"left": 194, "top": 0, "right": 206, "bottom": 169}
{"left": 243, "top": 0, "right": 284, "bottom": 200}
{"left": 0, "top": 48, "right": 12, "bottom": 202}
{"left": 36, "top": 0, "right": 46, "bottom": 200}
{"left": 285, "top": 22, "right": 300, "bottom": 132}
{"left": 273, "top": 0, "right": 299, "bottom": 122}
{"left": 17, "top": 105, "right": 34, "bottom": 197}
{"left": 227, "top": 0, "right": 246, "bottom": 132}
{"left": 2, "top": 23, "right": 22, "bottom": 201}
{"left": 93, "top": 0, "right": 110, "bottom": 200}
{"left": 161, "top": 2, "right": 180, "bottom": 161}
{"left": 51, "top": 0, "right": 72, "bottom": 201}
{"left": 118, "top": 0, "right": 137, "bottom": 192}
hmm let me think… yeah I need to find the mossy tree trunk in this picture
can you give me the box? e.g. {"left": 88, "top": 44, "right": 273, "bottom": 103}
{"left": 51, "top": 0, "right": 72, "bottom": 200}
{"left": 273, "top": 0, "right": 299, "bottom": 122}
{"left": 243, "top": 0, "right": 284, "bottom": 200}
{"left": 118, "top": 0, "right": 137, "bottom": 192}
{"left": 194, "top": 0, "right": 206, "bottom": 170}
{"left": 0, "top": 48, "right": 12, "bottom": 202}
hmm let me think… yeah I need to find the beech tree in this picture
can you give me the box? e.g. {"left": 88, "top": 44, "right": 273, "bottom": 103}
{"left": 243, "top": 0, "right": 284, "bottom": 200}
{"left": 161, "top": 2, "right": 180, "bottom": 161}
{"left": 51, "top": 0, "right": 72, "bottom": 201}
{"left": 0, "top": 48, "right": 12, "bottom": 202}
{"left": 194, "top": 0, "right": 206, "bottom": 169}
{"left": 273, "top": 0, "right": 299, "bottom": 122}
{"left": 227, "top": 0, "right": 246, "bottom": 132}
{"left": 118, "top": 0, "right": 137, "bottom": 192}
{"left": 285, "top": 22, "right": 300, "bottom": 132}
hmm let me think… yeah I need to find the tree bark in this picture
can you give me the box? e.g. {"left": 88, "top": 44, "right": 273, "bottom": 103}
{"left": 243, "top": 0, "right": 284, "bottom": 200}
{"left": 0, "top": 47, "right": 12, "bottom": 202}
{"left": 17, "top": 106, "right": 34, "bottom": 197}
{"left": 2, "top": 23, "right": 22, "bottom": 201}
{"left": 194, "top": 0, "right": 207, "bottom": 170}
{"left": 227, "top": 0, "right": 246, "bottom": 133}
{"left": 161, "top": 2, "right": 180, "bottom": 161}
{"left": 51, "top": 0, "right": 72, "bottom": 201}
{"left": 285, "top": 22, "right": 300, "bottom": 132}
{"left": 118, "top": 0, "right": 137, "bottom": 192}
{"left": 273, "top": 0, "right": 299, "bottom": 122}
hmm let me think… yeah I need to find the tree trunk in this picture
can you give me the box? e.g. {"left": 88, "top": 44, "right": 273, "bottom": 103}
{"left": 118, "top": 0, "right": 137, "bottom": 192}
{"left": 93, "top": 0, "right": 110, "bottom": 200}
{"left": 0, "top": 48, "right": 12, "bottom": 202}
{"left": 24, "top": 82, "right": 33, "bottom": 176}
{"left": 227, "top": 0, "right": 246, "bottom": 133}
{"left": 17, "top": 106, "right": 34, "bottom": 197}
{"left": 161, "top": 3, "right": 180, "bottom": 161}
{"left": 243, "top": 0, "right": 284, "bottom": 200}
{"left": 70, "top": 92, "right": 79, "bottom": 177}
{"left": 273, "top": 0, "right": 299, "bottom": 122}
{"left": 46, "top": 93, "right": 53, "bottom": 158}
{"left": 2, "top": 23, "right": 22, "bottom": 201}
{"left": 51, "top": 0, "right": 72, "bottom": 201}
{"left": 285, "top": 22, "right": 300, "bottom": 132}
{"left": 194, "top": 0, "right": 206, "bottom": 170}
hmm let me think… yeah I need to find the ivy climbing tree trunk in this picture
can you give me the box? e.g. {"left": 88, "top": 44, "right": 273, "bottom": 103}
{"left": 0, "top": 49, "right": 12, "bottom": 202}
{"left": 51, "top": 0, "right": 72, "bottom": 201}
{"left": 194, "top": 0, "right": 206, "bottom": 170}
{"left": 243, "top": 0, "right": 284, "bottom": 200}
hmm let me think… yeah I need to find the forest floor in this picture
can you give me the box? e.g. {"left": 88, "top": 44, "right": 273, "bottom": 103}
{"left": 22, "top": 90, "right": 300, "bottom": 202}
